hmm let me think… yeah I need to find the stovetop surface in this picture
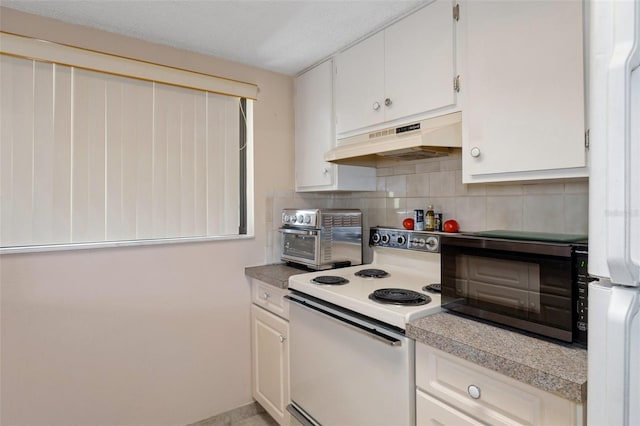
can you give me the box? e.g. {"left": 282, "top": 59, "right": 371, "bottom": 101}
{"left": 288, "top": 247, "right": 442, "bottom": 329}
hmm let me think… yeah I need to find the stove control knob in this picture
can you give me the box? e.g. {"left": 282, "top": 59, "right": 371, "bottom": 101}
{"left": 396, "top": 235, "right": 406, "bottom": 245}
{"left": 304, "top": 215, "right": 311, "bottom": 224}
{"left": 371, "top": 232, "right": 381, "bottom": 244}
{"left": 381, "top": 234, "right": 390, "bottom": 244}
{"left": 290, "top": 215, "right": 297, "bottom": 223}
{"left": 283, "top": 214, "right": 290, "bottom": 223}
{"left": 298, "top": 215, "right": 304, "bottom": 223}
{"left": 426, "top": 236, "right": 439, "bottom": 251}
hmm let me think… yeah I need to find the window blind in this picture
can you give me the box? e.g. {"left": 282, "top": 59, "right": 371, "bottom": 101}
{"left": 0, "top": 54, "right": 251, "bottom": 249}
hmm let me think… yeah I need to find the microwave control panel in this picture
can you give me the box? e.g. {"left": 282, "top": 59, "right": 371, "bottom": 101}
{"left": 574, "top": 245, "right": 589, "bottom": 346}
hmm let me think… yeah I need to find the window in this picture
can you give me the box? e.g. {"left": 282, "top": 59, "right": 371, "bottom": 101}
{"left": 0, "top": 34, "right": 254, "bottom": 251}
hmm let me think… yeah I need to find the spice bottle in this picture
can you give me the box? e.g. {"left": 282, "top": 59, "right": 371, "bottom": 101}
{"left": 425, "top": 205, "right": 435, "bottom": 231}
{"left": 434, "top": 212, "right": 443, "bottom": 232}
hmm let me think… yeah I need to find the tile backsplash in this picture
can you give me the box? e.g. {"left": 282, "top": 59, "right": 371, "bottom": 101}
{"left": 264, "top": 152, "right": 588, "bottom": 263}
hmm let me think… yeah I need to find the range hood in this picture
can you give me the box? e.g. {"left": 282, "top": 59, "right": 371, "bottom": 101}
{"left": 325, "top": 112, "right": 462, "bottom": 167}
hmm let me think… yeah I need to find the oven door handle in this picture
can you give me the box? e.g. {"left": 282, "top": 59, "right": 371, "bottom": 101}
{"left": 279, "top": 228, "right": 319, "bottom": 236}
{"left": 285, "top": 295, "right": 402, "bottom": 347}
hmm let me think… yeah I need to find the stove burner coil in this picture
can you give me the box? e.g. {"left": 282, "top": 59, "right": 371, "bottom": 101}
{"left": 368, "top": 288, "right": 432, "bottom": 306}
{"left": 423, "top": 283, "right": 442, "bottom": 293}
{"left": 311, "top": 276, "right": 349, "bottom": 285}
{"left": 355, "top": 268, "right": 389, "bottom": 278}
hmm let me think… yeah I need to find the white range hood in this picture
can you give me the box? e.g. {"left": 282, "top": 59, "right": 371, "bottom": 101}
{"left": 325, "top": 112, "right": 462, "bottom": 167}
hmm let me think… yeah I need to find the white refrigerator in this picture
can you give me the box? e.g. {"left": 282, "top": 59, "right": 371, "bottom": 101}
{"left": 588, "top": 0, "right": 640, "bottom": 425}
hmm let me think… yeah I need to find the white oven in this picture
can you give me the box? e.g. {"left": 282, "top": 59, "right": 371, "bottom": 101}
{"left": 287, "top": 294, "right": 414, "bottom": 425}
{"left": 286, "top": 227, "right": 442, "bottom": 425}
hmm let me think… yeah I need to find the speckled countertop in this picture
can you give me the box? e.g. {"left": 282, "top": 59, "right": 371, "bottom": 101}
{"left": 244, "top": 263, "right": 309, "bottom": 289}
{"left": 407, "top": 312, "right": 588, "bottom": 404}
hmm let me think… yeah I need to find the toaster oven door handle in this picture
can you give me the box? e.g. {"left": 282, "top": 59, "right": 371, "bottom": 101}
{"left": 279, "top": 228, "right": 319, "bottom": 236}
{"left": 285, "top": 295, "right": 402, "bottom": 347}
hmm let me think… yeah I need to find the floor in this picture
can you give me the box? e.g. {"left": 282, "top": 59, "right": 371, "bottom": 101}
{"left": 188, "top": 402, "right": 279, "bottom": 426}
{"left": 232, "top": 412, "right": 278, "bottom": 426}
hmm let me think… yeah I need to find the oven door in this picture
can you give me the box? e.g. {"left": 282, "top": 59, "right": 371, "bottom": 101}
{"left": 286, "top": 292, "right": 415, "bottom": 426}
{"left": 280, "top": 228, "right": 320, "bottom": 266}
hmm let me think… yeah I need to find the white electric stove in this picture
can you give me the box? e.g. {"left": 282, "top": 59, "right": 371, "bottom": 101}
{"left": 288, "top": 228, "right": 442, "bottom": 329}
{"left": 286, "top": 227, "right": 443, "bottom": 426}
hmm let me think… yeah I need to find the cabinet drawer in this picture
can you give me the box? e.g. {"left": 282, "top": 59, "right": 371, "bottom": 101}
{"left": 251, "top": 280, "right": 290, "bottom": 320}
{"left": 416, "top": 344, "right": 583, "bottom": 426}
{"left": 416, "top": 388, "right": 483, "bottom": 426}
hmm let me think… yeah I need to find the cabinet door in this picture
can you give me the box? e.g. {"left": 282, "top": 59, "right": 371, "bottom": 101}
{"left": 294, "top": 60, "right": 335, "bottom": 189}
{"left": 461, "top": 0, "right": 586, "bottom": 182}
{"left": 385, "top": 0, "right": 456, "bottom": 122}
{"left": 416, "top": 389, "right": 483, "bottom": 426}
{"left": 335, "top": 31, "right": 385, "bottom": 134}
{"left": 294, "top": 60, "right": 376, "bottom": 192}
{"left": 251, "top": 304, "right": 290, "bottom": 425}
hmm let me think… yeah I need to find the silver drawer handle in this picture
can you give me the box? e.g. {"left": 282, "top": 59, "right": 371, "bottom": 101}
{"left": 279, "top": 335, "right": 287, "bottom": 343}
{"left": 262, "top": 292, "right": 270, "bottom": 300}
{"left": 468, "top": 384, "right": 481, "bottom": 399}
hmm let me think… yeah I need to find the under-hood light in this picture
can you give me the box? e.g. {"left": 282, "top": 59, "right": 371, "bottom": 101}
{"left": 325, "top": 112, "right": 462, "bottom": 167}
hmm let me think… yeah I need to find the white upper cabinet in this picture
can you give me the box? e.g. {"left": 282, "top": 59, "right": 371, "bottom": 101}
{"left": 335, "top": 0, "right": 458, "bottom": 136}
{"left": 294, "top": 59, "right": 376, "bottom": 192}
{"left": 460, "top": 0, "right": 587, "bottom": 183}
{"left": 384, "top": 0, "right": 457, "bottom": 123}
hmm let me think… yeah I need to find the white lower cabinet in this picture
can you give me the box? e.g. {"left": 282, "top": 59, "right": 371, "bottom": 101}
{"left": 416, "top": 343, "right": 585, "bottom": 426}
{"left": 250, "top": 281, "right": 290, "bottom": 425}
{"left": 416, "top": 388, "right": 483, "bottom": 426}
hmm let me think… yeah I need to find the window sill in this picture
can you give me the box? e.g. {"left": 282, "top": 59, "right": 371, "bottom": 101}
{"left": 0, "top": 234, "right": 256, "bottom": 255}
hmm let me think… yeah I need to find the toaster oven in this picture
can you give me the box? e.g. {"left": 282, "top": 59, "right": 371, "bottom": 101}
{"left": 279, "top": 209, "right": 362, "bottom": 270}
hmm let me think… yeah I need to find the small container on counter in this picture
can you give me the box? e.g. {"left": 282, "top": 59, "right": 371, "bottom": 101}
{"left": 414, "top": 209, "right": 425, "bottom": 231}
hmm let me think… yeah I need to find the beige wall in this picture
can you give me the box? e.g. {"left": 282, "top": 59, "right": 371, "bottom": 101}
{"left": 0, "top": 7, "right": 294, "bottom": 425}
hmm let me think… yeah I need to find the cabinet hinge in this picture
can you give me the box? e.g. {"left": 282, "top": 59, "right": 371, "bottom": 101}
{"left": 453, "top": 75, "right": 461, "bottom": 92}
{"left": 585, "top": 129, "right": 590, "bottom": 149}
{"left": 453, "top": 3, "right": 460, "bottom": 21}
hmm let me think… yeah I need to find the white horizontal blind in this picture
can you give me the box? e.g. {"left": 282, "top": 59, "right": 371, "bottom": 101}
{"left": 0, "top": 55, "right": 245, "bottom": 249}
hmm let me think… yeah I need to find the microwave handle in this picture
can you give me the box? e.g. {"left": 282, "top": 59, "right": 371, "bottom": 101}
{"left": 279, "top": 228, "right": 319, "bottom": 236}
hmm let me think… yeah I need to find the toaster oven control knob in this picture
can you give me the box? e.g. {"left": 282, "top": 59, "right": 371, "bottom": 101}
{"left": 396, "top": 235, "right": 406, "bottom": 245}
{"left": 381, "top": 234, "right": 390, "bottom": 244}
{"left": 371, "top": 232, "right": 381, "bottom": 244}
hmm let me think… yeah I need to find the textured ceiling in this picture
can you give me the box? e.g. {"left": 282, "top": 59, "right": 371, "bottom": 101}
{"left": 2, "top": 0, "right": 428, "bottom": 76}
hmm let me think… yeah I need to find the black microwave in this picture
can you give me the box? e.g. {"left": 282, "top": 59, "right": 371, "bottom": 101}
{"left": 440, "top": 233, "right": 588, "bottom": 347}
